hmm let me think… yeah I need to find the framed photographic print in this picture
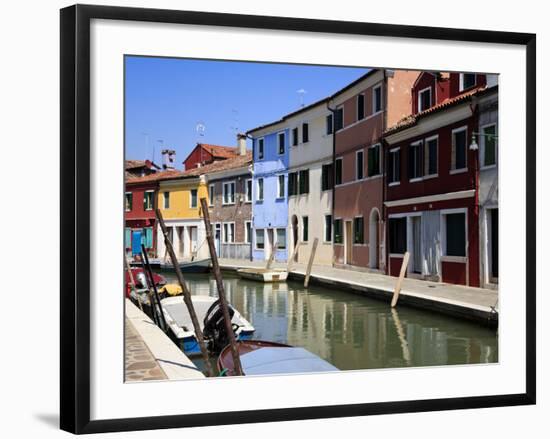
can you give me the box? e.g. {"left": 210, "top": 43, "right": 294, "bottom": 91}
{"left": 60, "top": 4, "right": 536, "bottom": 434}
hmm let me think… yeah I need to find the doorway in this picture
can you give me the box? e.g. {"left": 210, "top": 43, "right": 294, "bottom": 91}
{"left": 488, "top": 208, "right": 498, "bottom": 282}
{"left": 291, "top": 215, "right": 299, "bottom": 262}
{"left": 214, "top": 223, "right": 221, "bottom": 257}
{"left": 189, "top": 226, "right": 198, "bottom": 258}
{"left": 345, "top": 221, "right": 352, "bottom": 265}
{"left": 369, "top": 209, "right": 380, "bottom": 269}
{"left": 411, "top": 216, "right": 422, "bottom": 274}
{"left": 131, "top": 230, "right": 142, "bottom": 256}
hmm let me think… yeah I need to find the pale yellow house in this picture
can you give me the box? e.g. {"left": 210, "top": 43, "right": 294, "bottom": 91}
{"left": 156, "top": 174, "right": 210, "bottom": 260}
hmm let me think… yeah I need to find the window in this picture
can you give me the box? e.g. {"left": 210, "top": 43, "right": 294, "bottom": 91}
{"left": 388, "top": 148, "right": 401, "bottom": 184}
{"left": 460, "top": 73, "right": 476, "bottom": 91}
{"left": 163, "top": 191, "right": 170, "bottom": 209}
{"left": 373, "top": 85, "right": 382, "bottom": 113}
{"left": 256, "top": 178, "right": 264, "bottom": 201}
{"left": 208, "top": 184, "right": 215, "bottom": 206}
{"left": 245, "top": 179, "right": 252, "bottom": 202}
{"left": 190, "top": 189, "right": 198, "bottom": 208}
{"left": 335, "top": 158, "right": 343, "bottom": 185}
{"left": 482, "top": 124, "right": 497, "bottom": 167}
{"left": 223, "top": 223, "right": 235, "bottom": 243}
{"left": 302, "top": 216, "right": 309, "bottom": 242}
{"left": 425, "top": 136, "right": 438, "bottom": 176}
{"left": 276, "top": 228, "right": 286, "bottom": 249}
{"left": 278, "top": 132, "right": 285, "bottom": 155}
{"left": 356, "top": 150, "right": 364, "bottom": 180}
{"left": 302, "top": 123, "right": 309, "bottom": 143}
{"left": 255, "top": 229, "right": 264, "bottom": 249}
{"left": 445, "top": 212, "right": 466, "bottom": 257}
{"left": 324, "top": 215, "right": 332, "bottom": 242}
{"left": 321, "top": 163, "right": 334, "bottom": 190}
{"left": 326, "top": 114, "right": 333, "bottom": 135}
{"left": 292, "top": 127, "right": 298, "bottom": 146}
{"left": 408, "top": 141, "right": 423, "bottom": 180}
{"left": 288, "top": 172, "right": 298, "bottom": 196}
{"left": 367, "top": 144, "right": 381, "bottom": 177}
{"left": 357, "top": 94, "right": 365, "bottom": 120}
{"left": 143, "top": 191, "right": 154, "bottom": 211}
{"left": 245, "top": 221, "right": 252, "bottom": 244}
{"left": 277, "top": 174, "right": 285, "bottom": 198}
{"left": 353, "top": 217, "right": 364, "bottom": 244}
{"left": 298, "top": 169, "right": 309, "bottom": 194}
{"left": 258, "top": 138, "right": 264, "bottom": 160}
{"left": 334, "top": 219, "right": 343, "bottom": 244}
{"left": 334, "top": 107, "right": 344, "bottom": 131}
{"left": 389, "top": 217, "right": 407, "bottom": 254}
{"left": 223, "top": 181, "right": 236, "bottom": 204}
{"left": 418, "top": 87, "right": 432, "bottom": 112}
{"left": 142, "top": 227, "right": 153, "bottom": 248}
{"left": 125, "top": 192, "right": 133, "bottom": 211}
{"left": 452, "top": 127, "right": 467, "bottom": 170}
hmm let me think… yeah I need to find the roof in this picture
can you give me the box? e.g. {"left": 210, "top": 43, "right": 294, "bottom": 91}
{"left": 183, "top": 143, "right": 240, "bottom": 165}
{"left": 125, "top": 159, "right": 160, "bottom": 170}
{"left": 182, "top": 151, "right": 252, "bottom": 177}
{"left": 246, "top": 69, "right": 380, "bottom": 135}
{"left": 384, "top": 85, "right": 494, "bottom": 136}
{"left": 125, "top": 169, "right": 191, "bottom": 185}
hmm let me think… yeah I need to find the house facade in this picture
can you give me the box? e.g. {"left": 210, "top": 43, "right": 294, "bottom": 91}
{"left": 383, "top": 72, "right": 495, "bottom": 287}
{"left": 330, "top": 69, "right": 419, "bottom": 271}
{"left": 125, "top": 176, "right": 159, "bottom": 258}
{"left": 286, "top": 100, "right": 334, "bottom": 266}
{"left": 185, "top": 134, "right": 253, "bottom": 260}
{"left": 156, "top": 174, "right": 210, "bottom": 261}
{"left": 247, "top": 123, "right": 290, "bottom": 262}
{"left": 477, "top": 83, "right": 499, "bottom": 288}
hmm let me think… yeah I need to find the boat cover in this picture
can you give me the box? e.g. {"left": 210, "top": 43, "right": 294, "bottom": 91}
{"left": 239, "top": 347, "right": 338, "bottom": 375}
{"left": 162, "top": 299, "right": 216, "bottom": 329}
{"left": 159, "top": 284, "right": 183, "bottom": 296}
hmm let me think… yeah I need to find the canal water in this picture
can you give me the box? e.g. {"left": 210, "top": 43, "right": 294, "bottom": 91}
{"left": 158, "top": 271, "right": 498, "bottom": 372}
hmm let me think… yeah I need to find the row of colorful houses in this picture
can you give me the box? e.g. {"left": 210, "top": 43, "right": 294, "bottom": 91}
{"left": 125, "top": 69, "right": 498, "bottom": 289}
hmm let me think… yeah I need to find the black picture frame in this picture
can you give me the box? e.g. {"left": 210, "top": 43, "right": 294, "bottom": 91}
{"left": 60, "top": 4, "right": 536, "bottom": 434}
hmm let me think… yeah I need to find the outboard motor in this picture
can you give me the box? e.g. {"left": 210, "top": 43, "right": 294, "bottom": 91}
{"left": 203, "top": 299, "right": 238, "bottom": 353}
{"left": 135, "top": 272, "right": 149, "bottom": 289}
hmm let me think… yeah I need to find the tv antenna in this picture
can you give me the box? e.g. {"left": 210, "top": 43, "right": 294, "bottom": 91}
{"left": 230, "top": 108, "right": 239, "bottom": 135}
{"left": 196, "top": 122, "right": 206, "bottom": 142}
{"left": 297, "top": 88, "right": 307, "bottom": 107}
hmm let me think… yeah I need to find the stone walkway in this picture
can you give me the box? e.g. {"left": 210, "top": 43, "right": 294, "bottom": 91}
{"left": 125, "top": 318, "right": 167, "bottom": 382}
{"left": 219, "top": 258, "right": 499, "bottom": 324}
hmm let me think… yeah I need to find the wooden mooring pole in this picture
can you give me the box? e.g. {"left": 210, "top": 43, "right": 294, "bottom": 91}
{"left": 155, "top": 209, "right": 214, "bottom": 378}
{"left": 287, "top": 240, "right": 301, "bottom": 272}
{"left": 304, "top": 238, "right": 319, "bottom": 288}
{"left": 200, "top": 198, "right": 244, "bottom": 376}
{"left": 391, "top": 251, "right": 410, "bottom": 308}
{"left": 141, "top": 245, "right": 168, "bottom": 332}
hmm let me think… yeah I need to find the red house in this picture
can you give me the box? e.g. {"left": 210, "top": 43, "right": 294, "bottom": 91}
{"left": 125, "top": 173, "right": 164, "bottom": 258}
{"left": 183, "top": 143, "right": 239, "bottom": 170}
{"left": 383, "top": 72, "right": 496, "bottom": 287}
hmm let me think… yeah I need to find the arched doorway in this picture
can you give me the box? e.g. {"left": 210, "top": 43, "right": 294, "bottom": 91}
{"left": 369, "top": 208, "right": 380, "bottom": 269}
{"left": 291, "top": 215, "right": 299, "bottom": 262}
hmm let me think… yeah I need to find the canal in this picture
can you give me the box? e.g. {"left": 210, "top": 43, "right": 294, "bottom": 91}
{"left": 157, "top": 271, "right": 498, "bottom": 372}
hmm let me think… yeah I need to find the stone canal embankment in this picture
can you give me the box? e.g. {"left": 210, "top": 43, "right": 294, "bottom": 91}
{"left": 218, "top": 259, "right": 498, "bottom": 327}
{"left": 125, "top": 299, "right": 205, "bottom": 381}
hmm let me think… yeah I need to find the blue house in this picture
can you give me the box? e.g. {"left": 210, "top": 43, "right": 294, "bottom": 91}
{"left": 247, "top": 123, "right": 290, "bottom": 262}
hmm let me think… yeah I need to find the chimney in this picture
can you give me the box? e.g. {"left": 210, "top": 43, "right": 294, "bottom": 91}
{"left": 161, "top": 149, "right": 176, "bottom": 170}
{"left": 237, "top": 133, "right": 247, "bottom": 156}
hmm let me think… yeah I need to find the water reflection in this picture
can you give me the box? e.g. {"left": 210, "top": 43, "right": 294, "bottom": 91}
{"left": 159, "top": 271, "right": 498, "bottom": 371}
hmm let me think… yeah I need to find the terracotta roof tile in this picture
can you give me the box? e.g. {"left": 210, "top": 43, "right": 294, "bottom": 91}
{"left": 385, "top": 86, "right": 489, "bottom": 135}
{"left": 182, "top": 151, "right": 252, "bottom": 177}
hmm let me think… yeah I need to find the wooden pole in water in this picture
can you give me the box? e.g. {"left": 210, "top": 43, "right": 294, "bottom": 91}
{"left": 141, "top": 245, "right": 168, "bottom": 332}
{"left": 265, "top": 242, "right": 276, "bottom": 270}
{"left": 304, "top": 238, "right": 319, "bottom": 288}
{"left": 391, "top": 251, "right": 410, "bottom": 308}
{"left": 287, "top": 240, "right": 301, "bottom": 272}
{"left": 200, "top": 198, "right": 244, "bottom": 376}
{"left": 155, "top": 209, "right": 214, "bottom": 378}
{"left": 125, "top": 256, "right": 143, "bottom": 311}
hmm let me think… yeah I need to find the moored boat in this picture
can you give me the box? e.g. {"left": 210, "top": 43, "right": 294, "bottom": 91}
{"left": 125, "top": 268, "right": 167, "bottom": 298}
{"left": 218, "top": 340, "right": 339, "bottom": 376}
{"left": 236, "top": 268, "right": 288, "bottom": 283}
{"left": 160, "top": 258, "right": 211, "bottom": 273}
{"left": 161, "top": 295, "right": 254, "bottom": 356}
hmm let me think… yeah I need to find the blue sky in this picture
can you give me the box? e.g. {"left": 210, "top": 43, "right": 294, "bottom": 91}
{"left": 125, "top": 56, "right": 369, "bottom": 166}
